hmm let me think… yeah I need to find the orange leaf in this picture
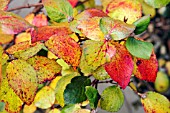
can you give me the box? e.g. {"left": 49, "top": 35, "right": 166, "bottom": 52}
{"left": 31, "top": 26, "right": 72, "bottom": 43}
{"left": 27, "top": 56, "right": 62, "bottom": 83}
{"left": 6, "top": 59, "right": 38, "bottom": 105}
{"left": 45, "top": 35, "right": 81, "bottom": 68}
{"left": 0, "top": 0, "right": 10, "bottom": 11}
{"left": 133, "top": 51, "right": 158, "bottom": 82}
{"left": 105, "top": 42, "right": 134, "bottom": 89}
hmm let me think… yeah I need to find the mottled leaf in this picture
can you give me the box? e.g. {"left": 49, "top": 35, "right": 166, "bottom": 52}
{"left": 0, "top": 0, "right": 10, "bottom": 11}
{"left": 133, "top": 52, "right": 158, "bottom": 82}
{"left": 64, "top": 76, "right": 91, "bottom": 105}
{"left": 92, "top": 66, "right": 110, "bottom": 80}
{"left": 23, "top": 103, "right": 36, "bottom": 113}
{"left": 100, "top": 86, "right": 124, "bottom": 112}
{"left": 34, "top": 86, "right": 55, "bottom": 109}
{"left": 27, "top": 56, "right": 61, "bottom": 83}
{"left": 100, "top": 17, "right": 135, "bottom": 40}
{"left": 2, "top": 53, "right": 9, "bottom": 66}
{"left": 144, "top": 0, "right": 170, "bottom": 8}
{"left": 141, "top": 91, "right": 170, "bottom": 113}
{"left": 133, "top": 15, "right": 150, "bottom": 35}
{"left": 32, "top": 14, "right": 48, "bottom": 27}
{"left": 101, "top": 0, "right": 113, "bottom": 12}
{"left": 61, "top": 104, "right": 80, "bottom": 113}
{"left": 6, "top": 59, "right": 38, "bottom": 105}
{"left": 105, "top": 42, "right": 134, "bottom": 89}
{"left": 45, "top": 35, "right": 81, "bottom": 68}
{"left": 85, "top": 86, "right": 99, "bottom": 109}
{"left": 106, "top": 0, "right": 142, "bottom": 24}
{"left": 42, "top": 0, "right": 73, "bottom": 23}
{"left": 0, "top": 10, "right": 33, "bottom": 34}
{"left": 80, "top": 40, "right": 116, "bottom": 75}
{"left": 55, "top": 74, "right": 78, "bottom": 107}
{"left": 126, "top": 37, "right": 153, "bottom": 59}
{"left": 0, "top": 64, "right": 23, "bottom": 113}
{"left": 31, "top": 26, "right": 72, "bottom": 43}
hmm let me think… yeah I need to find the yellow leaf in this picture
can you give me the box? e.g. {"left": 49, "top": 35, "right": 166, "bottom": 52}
{"left": 49, "top": 108, "right": 61, "bottom": 113}
{"left": 15, "top": 32, "right": 31, "bottom": 44}
{"left": 49, "top": 76, "right": 62, "bottom": 90}
{"left": 23, "top": 103, "right": 36, "bottom": 113}
{"left": 74, "top": 109, "right": 91, "bottom": 113}
{"left": 142, "top": 2, "right": 156, "bottom": 18}
{"left": 0, "top": 33, "right": 14, "bottom": 44}
{"left": 48, "top": 51, "right": 58, "bottom": 59}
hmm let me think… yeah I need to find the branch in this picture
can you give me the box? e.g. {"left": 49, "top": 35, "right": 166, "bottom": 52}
{"left": 7, "top": 3, "right": 43, "bottom": 12}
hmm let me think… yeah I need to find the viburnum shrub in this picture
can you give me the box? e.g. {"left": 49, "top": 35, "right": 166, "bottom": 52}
{"left": 0, "top": 0, "right": 170, "bottom": 113}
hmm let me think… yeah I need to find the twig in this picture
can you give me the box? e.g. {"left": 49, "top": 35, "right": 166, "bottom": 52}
{"left": 98, "top": 80, "right": 116, "bottom": 84}
{"left": 7, "top": 3, "right": 43, "bottom": 12}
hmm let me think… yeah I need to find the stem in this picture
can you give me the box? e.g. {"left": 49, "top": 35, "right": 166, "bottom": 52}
{"left": 7, "top": 3, "right": 43, "bottom": 12}
{"left": 98, "top": 80, "right": 117, "bottom": 84}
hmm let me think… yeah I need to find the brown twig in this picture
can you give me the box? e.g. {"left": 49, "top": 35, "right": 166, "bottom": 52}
{"left": 7, "top": 3, "right": 43, "bottom": 12}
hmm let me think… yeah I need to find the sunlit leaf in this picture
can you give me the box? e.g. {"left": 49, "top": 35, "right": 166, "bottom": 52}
{"left": 23, "top": 103, "right": 36, "bottom": 113}
{"left": 15, "top": 32, "right": 31, "bottom": 44}
{"left": 100, "top": 86, "right": 124, "bottom": 112}
{"left": 133, "top": 15, "right": 150, "bottom": 35}
{"left": 25, "top": 13, "right": 35, "bottom": 24}
{"left": 126, "top": 37, "right": 153, "bottom": 59}
{"left": 34, "top": 86, "right": 55, "bottom": 109}
{"left": 2, "top": 53, "right": 9, "bottom": 66}
{"left": 92, "top": 66, "right": 110, "bottom": 80}
{"left": 0, "top": 0, "right": 10, "bottom": 11}
{"left": 133, "top": 51, "right": 158, "bottom": 82}
{"left": 49, "top": 108, "right": 61, "bottom": 113}
{"left": 31, "top": 26, "right": 72, "bottom": 43}
{"left": 141, "top": 91, "right": 170, "bottom": 113}
{"left": 32, "top": 14, "right": 48, "bottom": 27}
{"left": 101, "top": 0, "right": 113, "bottom": 12}
{"left": 0, "top": 33, "right": 14, "bottom": 44}
{"left": 85, "top": 86, "right": 99, "bottom": 109}
{"left": 61, "top": 104, "right": 81, "bottom": 113}
{"left": 27, "top": 56, "right": 61, "bottom": 83}
{"left": 80, "top": 40, "right": 116, "bottom": 75}
{"left": 13, "top": 42, "right": 44, "bottom": 60}
{"left": 55, "top": 74, "right": 79, "bottom": 107}
{"left": 49, "top": 76, "right": 62, "bottom": 90}
{"left": 0, "top": 10, "right": 33, "bottom": 34}
{"left": 42, "top": 0, "right": 73, "bottom": 23}
{"left": 144, "top": 0, "right": 170, "bottom": 8}
{"left": 100, "top": 17, "right": 135, "bottom": 40}
{"left": 105, "top": 42, "right": 134, "bottom": 89}
{"left": 64, "top": 76, "right": 91, "bottom": 105}
{"left": 45, "top": 35, "right": 81, "bottom": 68}
{"left": 106, "top": 0, "right": 142, "bottom": 24}
{"left": 142, "top": 2, "right": 156, "bottom": 18}
{"left": 0, "top": 64, "right": 23, "bottom": 113}
{"left": 6, "top": 59, "right": 38, "bottom": 105}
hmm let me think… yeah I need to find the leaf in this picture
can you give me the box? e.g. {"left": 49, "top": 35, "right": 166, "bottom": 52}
{"left": 80, "top": 40, "right": 116, "bottom": 75}
{"left": 133, "top": 15, "right": 151, "bottom": 35}
{"left": 13, "top": 42, "right": 44, "bottom": 60}
{"left": 141, "top": 91, "right": 170, "bottom": 113}
{"left": 74, "top": 109, "right": 91, "bottom": 113}
{"left": 0, "top": 102, "right": 5, "bottom": 112}
{"left": 64, "top": 76, "right": 91, "bottom": 105}
{"left": 23, "top": 104, "right": 36, "bottom": 113}
{"left": 105, "top": 42, "right": 134, "bottom": 89}
{"left": 31, "top": 26, "right": 72, "bottom": 43}
{"left": 100, "top": 17, "right": 135, "bottom": 40}
{"left": 49, "top": 76, "right": 62, "bottom": 90}
{"left": 101, "top": 0, "right": 113, "bottom": 12}
{"left": 133, "top": 51, "right": 158, "bottom": 82}
{"left": 27, "top": 56, "right": 62, "bottom": 83}
{"left": 0, "top": 33, "right": 14, "bottom": 44}
{"left": 92, "top": 66, "right": 110, "bottom": 80}
{"left": 142, "top": 2, "right": 156, "bottom": 18}
{"left": 144, "top": 0, "right": 170, "bottom": 8}
{"left": 2, "top": 53, "right": 9, "bottom": 66}
{"left": 15, "top": 32, "right": 31, "bottom": 44}
{"left": 126, "top": 37, "right": 153, "bottom": 59}
{"left": 0, "top": 0, "right": 10, "bottom": 11}
{"left": 34, "top": 86, "right": 55, "bottom": 109}
{"left": 49, "top": 108, "right": 61, "bottom": 113}
{"left": 6, "top": 59, "right": 38, "bottom": 105}
{"left": 100, "top": 86, "right": 124, "bottom": 112}
{"left": 68, "top": 0, "right": 78, "bottom": 7}
{"left": 0, "top": 10, "right": 33, "bottom": 34}
{"left": 0, "top": 64, "right": 23, "bottom": 113}
{"left": 106, "top": 0, "right": 142, "bottom": 24}
{"left": 85, "top": 86, "right": 99, "bottom": 109}
{"left": 32, "top": 14, "right": 48, "bottom": 27}
{"left": 0, "top": 46, "right": 2, "bottom": 83}
{"left": 55, "top": 74, "right": 78, "bottom": 107}
{"left": 61, "top": 104, "right": 81, "bottom": 113}
{"left": 45, "top": 35, "right": 81, "bottom": 68}
{"left": 42, "top": 0, "right": 73, "bottom": 23}
{"left": 77, "top": 17, "right": 105, "bottom": 41}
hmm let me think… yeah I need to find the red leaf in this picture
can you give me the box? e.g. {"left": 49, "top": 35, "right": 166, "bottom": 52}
{"left": 133, "top": 51, "right": 158, "bottom": 82}
{"left": 31, "top": 26, "right": 72, "bottom": 43}
{"left": 32, "top": 14, "right": 48, "bottom": 27}
{"left": 45, "top": 35, "right": 81, "bottom": 68}
{"left": 105, "top": 42, "right": 134, "bottom": 89}
{"left": 68, "top": 0, "right": 78, "bottom": 7}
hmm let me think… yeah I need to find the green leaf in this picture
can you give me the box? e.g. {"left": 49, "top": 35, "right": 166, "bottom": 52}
{"left": 99, "top": 17, "right": 135, "bottom": 40}
{"left": 100, "top": 86, "right": 124, "bottom": 112}
{"left": 6, "top": 59, "right": 38, "bottom": 105}
{"left": 144, "top": 0, "right": 170, "bottom": 8}
{"left": 141, "top": 91, "right": 170, "bottom": 113}
{"left": 85, "top": 86, "right": 99, "bottom": 109}
{"left": 133, "top": 15, "right": 151, "bottom": 35}
{"left": 92, "top": 66, "right": 110, "bottom": 80}
{"left": 126, "top": 37, "right": 153, "bottom": 59}
{"left": 42, "top": 0, "right": 73, "bottom": 23}
{"left": 61, "top": 104, "right": 80, "bottom": 113}
{"left": 64, "top": 76, "right": 91, "bottom": 105}
{"left": 0, "top": 102, "right": 5, "bottom": 112}
{"left": 0, "top": 10, "right": 33, "bottom": 34}
{"left": 27, "top": 56, "right": 62, "bottom": 83}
